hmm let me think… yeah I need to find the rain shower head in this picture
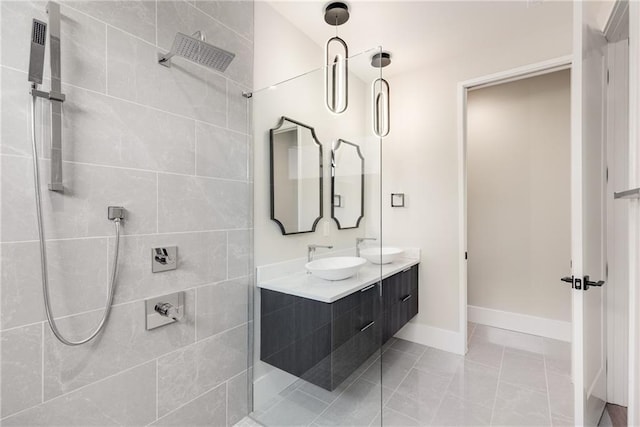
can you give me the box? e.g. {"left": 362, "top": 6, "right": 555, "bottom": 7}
{"left": 158, "top": 31, "right": 235, "bottom": 72}
{"left": 29, "top": 19, "right": 47, "bottom": 84}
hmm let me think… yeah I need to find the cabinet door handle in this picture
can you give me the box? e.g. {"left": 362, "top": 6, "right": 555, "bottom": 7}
{"left": 401, "top": 294, "right": 412, "bottom": 302}
{"left": 360, "top": 284, "right": 376, "bottom": 293}
{"left": 360, "top": 321, "right": 375, "bottom": 332}
{"left": 402, "top": 267, "right": 412, "bottom": 273}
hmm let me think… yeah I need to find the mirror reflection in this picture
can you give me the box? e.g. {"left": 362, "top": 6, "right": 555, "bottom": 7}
{"left": 331, "top": 139, "right": 364, "bottom": 229}
{"left": 270, "top": 117, "right": 323, "bottom": 235}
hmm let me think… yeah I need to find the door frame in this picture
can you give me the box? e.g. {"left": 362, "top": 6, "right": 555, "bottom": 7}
{"left": 456, "top": 55, "right": 573, "bottom": 354}
{"left": 627, "top": 2, "right": 640, "bottom": 424}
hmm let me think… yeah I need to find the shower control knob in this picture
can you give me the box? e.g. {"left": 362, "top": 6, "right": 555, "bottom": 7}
{"left": 154, "top": 302, "right": 183, "bottom": 321}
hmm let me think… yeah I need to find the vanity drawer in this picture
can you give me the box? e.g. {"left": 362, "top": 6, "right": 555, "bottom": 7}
{"left": 332, "top": 283, "right": 380, "bottom": 351}
{"left": 382, "top": 264, "right": 419, "bottom": 342}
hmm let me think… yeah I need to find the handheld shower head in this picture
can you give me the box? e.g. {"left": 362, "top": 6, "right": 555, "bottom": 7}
{"left": 158, "top": 31, "right": 235, "bottom": 72}
{"left": 28, "top": 19, "right": 47, "bottom": 84}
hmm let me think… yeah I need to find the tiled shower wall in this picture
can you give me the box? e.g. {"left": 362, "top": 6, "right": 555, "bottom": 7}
{"left": 0, "top": 1, "right": 253, "bottom": 425}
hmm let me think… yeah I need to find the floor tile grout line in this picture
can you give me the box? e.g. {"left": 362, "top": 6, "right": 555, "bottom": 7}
{"left": 306, "top": 345, "right": 390, "bottom": 427}
{"left": 428, "top": 356, "right": 460, "bottom": 426}
{"left": 294, "top": 388, "right": 332, "bottom": 408}
{"left": 498, "top": 378, "right": 553, "bottom": 396}
{"left": 488, "top": 346, "right": 505, "bottom": 426}
{"left": 386, "top": 344, "right": 427, "bottom": 396}
{"left": 380, "top": 344, "right": 428, "bottom": 425}
{"left": 543, "top": 353, "right": 554, "bottom": 426}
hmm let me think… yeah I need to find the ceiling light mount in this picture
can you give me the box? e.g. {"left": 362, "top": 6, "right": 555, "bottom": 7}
{"left": 324, "top": 2, "right": 350, "bottom": 26}
{"left": 371, "top": 52, "right": 391, "bottom": 68}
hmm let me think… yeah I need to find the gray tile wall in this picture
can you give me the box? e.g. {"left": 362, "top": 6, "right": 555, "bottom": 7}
{"left": 0, "top": 0, "right": 253, "bottom": 425}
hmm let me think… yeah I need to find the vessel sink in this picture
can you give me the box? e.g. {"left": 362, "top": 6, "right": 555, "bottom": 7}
{"left": 305, "top": 257, "right": 367, "bottom": 281}
{"left": 359, "top": 247, "right": 404, "bottom": 264}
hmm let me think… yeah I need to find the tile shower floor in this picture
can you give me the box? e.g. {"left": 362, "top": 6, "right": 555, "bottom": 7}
{"left": 248, "top": 323, "right": 573, "bottom": 426}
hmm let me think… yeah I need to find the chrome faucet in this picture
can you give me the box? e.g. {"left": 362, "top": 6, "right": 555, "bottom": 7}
{"left": 308, "top": 244, "right": 333, "bottom": 262}
{"left": 356, "top": 237, "right": 377, "bottom": 257}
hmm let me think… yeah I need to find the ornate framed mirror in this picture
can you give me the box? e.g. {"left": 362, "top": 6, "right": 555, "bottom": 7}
{"left": 269, "top": 117, "right": 323, "bottom": 235}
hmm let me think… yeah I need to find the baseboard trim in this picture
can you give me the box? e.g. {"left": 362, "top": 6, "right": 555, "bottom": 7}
{"left": 394, "top": 321, "right": 466, "bottom": 355}
{"left": 467, "top": 305, "right": 571, "bottom": 342}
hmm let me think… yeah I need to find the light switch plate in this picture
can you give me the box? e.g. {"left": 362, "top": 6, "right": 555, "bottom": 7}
{"left": 152, "top": 246, "right": 177, "bottom": 273}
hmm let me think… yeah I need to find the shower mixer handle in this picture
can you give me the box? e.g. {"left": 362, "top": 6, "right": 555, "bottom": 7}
{"left": 154, "top": 302, "right": 183, "bottom": 321}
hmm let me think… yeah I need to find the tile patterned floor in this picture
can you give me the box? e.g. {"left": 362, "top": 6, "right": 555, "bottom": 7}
{"left": 249, "top": 323, "right": 573, "bottom": 426}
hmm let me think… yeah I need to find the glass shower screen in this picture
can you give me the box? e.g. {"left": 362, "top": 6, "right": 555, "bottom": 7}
{"left": 247, "top": 47, "right": 386, "bottom": 426}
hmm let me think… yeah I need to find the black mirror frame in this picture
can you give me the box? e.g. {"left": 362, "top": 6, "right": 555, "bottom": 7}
{"left": 269, "top": 116, "right": 323, "bottom": 235}
{"left": 331, "top": 139, "right": 364, "bottom": 230}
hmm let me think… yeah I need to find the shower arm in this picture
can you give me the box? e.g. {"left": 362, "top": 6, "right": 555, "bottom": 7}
{"left": 158, "top": 30, "right": 205, "bottom": 65}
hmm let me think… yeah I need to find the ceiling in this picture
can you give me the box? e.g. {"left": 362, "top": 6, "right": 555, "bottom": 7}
{"left": 267, "top": 0, "right": 575, "bottom": 78}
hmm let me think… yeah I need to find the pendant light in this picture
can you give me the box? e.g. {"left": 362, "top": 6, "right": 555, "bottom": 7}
{"left": 371, "top": 51, "right": 391, "bottom": 137}
{"left": 324, "top": 2, "right": 349, "bottom": 114}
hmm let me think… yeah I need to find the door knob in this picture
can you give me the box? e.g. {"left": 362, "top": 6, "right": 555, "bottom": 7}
{"left": 583, "top": 275, "right": 605, "bottom": 291}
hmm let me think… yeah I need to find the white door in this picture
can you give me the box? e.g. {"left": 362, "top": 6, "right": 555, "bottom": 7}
{"left": 571, "top": 1, "right": 608, "bottom": 425}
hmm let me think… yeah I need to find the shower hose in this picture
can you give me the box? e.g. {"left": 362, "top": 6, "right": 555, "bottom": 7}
{"left": 29, "top": 89, "right": 122, "bottom": 346}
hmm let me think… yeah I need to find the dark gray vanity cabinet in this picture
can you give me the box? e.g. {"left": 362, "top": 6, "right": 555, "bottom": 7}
{"left": 382, "top": 265, "right": 419, "bottom": 343}
{"left": 260, "top": 263, "right": 418, "bottom": 391}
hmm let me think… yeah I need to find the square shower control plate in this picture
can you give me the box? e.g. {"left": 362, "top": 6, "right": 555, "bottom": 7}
{"left": 152, "top": 246, "right": 177, "bottom": 273}
{"left": 145, "top": 291, "right": 184, "bottom": 330}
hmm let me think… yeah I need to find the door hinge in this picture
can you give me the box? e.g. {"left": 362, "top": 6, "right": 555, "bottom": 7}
{"left": 606, "top": 69, "right": 610, "bottom": 84}
{"left": 606, "top": 167, "right": 609, "bottom": 183}
{"left": 465, "top": 251, "right": 468, "bottom": 260}
{"left": 606, "top": 262, "right": 609, "bottom": 279}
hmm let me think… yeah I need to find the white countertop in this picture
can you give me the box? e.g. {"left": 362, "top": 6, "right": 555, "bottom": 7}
{"left": 257, "top": 256, "right": 420, "bottom": 303}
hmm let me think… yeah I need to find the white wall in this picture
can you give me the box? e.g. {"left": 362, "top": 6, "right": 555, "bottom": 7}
{"left": 466, "top": 70, "right": 572, "bottom": 322}
{"left": 253, "top": 2, "right": 378, "bottom": 268}
{"left": 382, "top": 25, "right": 573, "bottom": 341}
